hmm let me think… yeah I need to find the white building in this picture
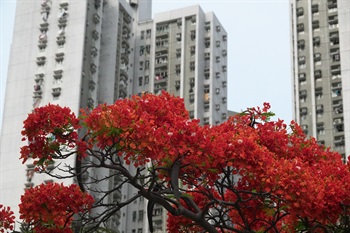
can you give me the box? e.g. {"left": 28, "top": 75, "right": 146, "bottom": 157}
{"left": 0, "top": 1, "right": 227, "bottom": 232}
{"left": 290, "top": 0, "right": 350, "bottom": 160}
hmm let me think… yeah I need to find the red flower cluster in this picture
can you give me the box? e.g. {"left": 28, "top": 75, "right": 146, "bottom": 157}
{"left": 0, "top": 205, "right": 15, "bottom": 233}
{"left": 19, "top": 183, "right": 94, "bottom": 233}
{"left": 20, "top": 104, "right": 87, "bottom": 169}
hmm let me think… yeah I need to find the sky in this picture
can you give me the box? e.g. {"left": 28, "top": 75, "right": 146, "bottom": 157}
{"left": 0, "top": 0, "right": 293, "bottom": 130}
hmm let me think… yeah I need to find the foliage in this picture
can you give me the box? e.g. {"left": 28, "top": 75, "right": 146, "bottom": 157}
{"left": 4, "top": 91, "right": 350, "bottom": 232}
{"left": 0, "top": 205, "right": 15, "bottom": 233}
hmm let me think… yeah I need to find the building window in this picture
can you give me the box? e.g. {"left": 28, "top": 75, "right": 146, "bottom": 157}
{"left": 176, "top": 33, "right": 181, "bottom": 41}
{"left": 176, "top": 49, "right": 181, "bottom": 59}
{"left": 203, "top": 117, "right": 209, "bottom": 125}
{"left": 221, "top": 113, "right": 227, "bottom": 120}
{"left": 139, "top": 46, "right": 144, "bottom": 56}
{"left": 299, "top": 90, "right": 307, "bottom": 101}
{"left": 52, "top": 87, "right": 62, "bottom": 98}
{"left": 132, "top": 211, "right": 137, "bottom": 222}
{"left": 55, "top": 53, "right": 64, "bottom": 64}
{"left": 145, "top": 76, "right": 149, "bottom": 84}
{"left": 216, "top": 25, "right": 221, "bottom": 32}
{"left": 329, "top": 15, "right": 338, "bottom": 27}
{"left": 204, "top": 38, "right": 210, "bottom": 48}
{"left": 297, "top": 23, "right": 304, "bottom": 32}
{"left": 140, "top": 30, "right": 145, "bottom": 40}
{"left": 139, "top": 77, "right": 143, "bottom": 86}
{"left": 93, "top": 13, "right": 100, "bottom": 24}
{"left": 330, "top": 32, "right": 339, "bottom": 45}
{"left": 222, "top": 50, "right": 227, "bottom": 57}
{"left": 90, "top": 63, "right": 97, "bottom": 74}
{"left": 190, "top": 46, "right": 195, "bottom": 56}
{"left": 223, "top": 35, "right": 227, "bottom": 41}
{"left": 216, "top": 41, "right": 220, "bottom": 47}
{"left": 315, "top": 87, "right": 323, "bottom": 100}
{"left": 314, "top": 70, "right": 322, "bottom": 80}
{"left": 53, "top": 69, "right": 63, "bottom": 80}
{"left": 316, "top": 104, "right": 324, "bottom": 115}
{"left": 222, "top": 81, "right": 227, "bottom": 88}
{"left": 312, "top": 4, "right": 319, "bottom": 13}
{"left": 316, "top": 122, "right": 325, "bottom": 135}
{"left": 36, "top": 56, "right": 46, "bottom": 67}
{"left": 222, "top": 65, "right": 227, "bottom": 72}
{"left": 205, "top": 21, "right": 210, "bottom": 32}
{"left": 215, "top": 88, "right": 220, "bottom": 94}
{"left": 300, "top": 107, "right": 308, "bottom": 116}
{"left": 175, "top": 65, "right": 181, "bottom": 75}
{"left": 312, "top": 20, "right": 320, "bottom": 29}
{"left": 190, "top": 30, "right": 196, "bottom": 40}
{"left": 314, "top": 53, "right": 321, "bottom": 62}
{"left": 146, "top": 29, "right": 151, "bottom": 39}
{"left": 222, "top": 97, "right": 227, "bottom": 104}
{"left": 330, "top": 48, "right": 340, "bottom": 62}
{"left": 298, "top": 56, "right": 306, "bottom": 65}
{"left": 215, "top": 104, "right": 220, "bottom": 110}
{"left": 190, "top": 62, "right": 195, "bottom": 72}
{"left": 189, "top": 94, "right": 194, "bottom": 103}
{"left": 191, "top": 15, "right": 196, "bottom": 25}
{"left": 138, "top": 210, "right": 143, "bottom": 221}
{"left": 175, "top": 80, "right": 180, "bottom": 90}
{"left": 331, "top": 82, "right": 342, "bottom": 97}
{"left": 301, "top": 125, "right": 308, "bottom": 134}
{"left": 145, "top": 60, "right": 150, "bottom": 70}
{"left": 297, "top": 7, "right": 304, "bottom": 16}
{"left": 313, "top": 37, "right": 320, "bottom": 47}
{"left": 298, "top": 39, "right": 305, "bottom": 50}
{"left": 216, "top": 56, "right": 220, "bottom": 63}
{"left": 145, "top": 45, "right": 150, "bottom": 54}
{"left": 204, "top": 52, "right": 210, "bottom": 60}
{"left": 139, "top": 61, "right": 143, "bottom": 70}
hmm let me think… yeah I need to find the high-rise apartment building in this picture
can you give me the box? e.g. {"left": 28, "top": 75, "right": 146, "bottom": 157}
{"left": 0, "top": 0, "right": 227, "bottom": 232}
{"left": 290, "top": 0, "right": 350, "bottom": 160}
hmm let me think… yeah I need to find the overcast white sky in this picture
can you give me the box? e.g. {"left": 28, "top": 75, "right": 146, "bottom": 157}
{"left": 0, "top": 0, "right": 293, "bottom": 130}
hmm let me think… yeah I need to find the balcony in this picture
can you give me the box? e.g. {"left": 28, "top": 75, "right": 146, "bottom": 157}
{"left": 329, "top": 15, "right": 338, "bottom": 25}
{"left": 52, "top": 87, "right": 62, "bottom": 97}
{"left": 331, "top": 65, "right": 341, "bottom": 76}
{"left": 330, "top": 32, "right": 339, "bottom": 45}
{"left": 53, "top": 69, "right": 63, "bottom": 79}
{"left": 328, "top": 0, "right": 337, "bottom": 9}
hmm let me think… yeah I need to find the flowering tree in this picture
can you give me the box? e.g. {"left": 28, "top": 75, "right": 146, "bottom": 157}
{"left": 0, "top": 205, "right": 15, "bottom": 233}
{"left": 12, "top": 92, "right": 350, "bottom": 232}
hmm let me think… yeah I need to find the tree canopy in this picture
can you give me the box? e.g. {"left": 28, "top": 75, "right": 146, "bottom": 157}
{"left": 2, "top": 92, "right": 350, "bottom": 233}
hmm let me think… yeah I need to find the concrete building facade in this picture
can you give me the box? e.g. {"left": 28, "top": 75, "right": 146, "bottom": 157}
{"left": 290, "top": 0, "right": 350, "bottom": 160}
{"left": 0, "top": 0, "right": 227, "bottom": 232}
